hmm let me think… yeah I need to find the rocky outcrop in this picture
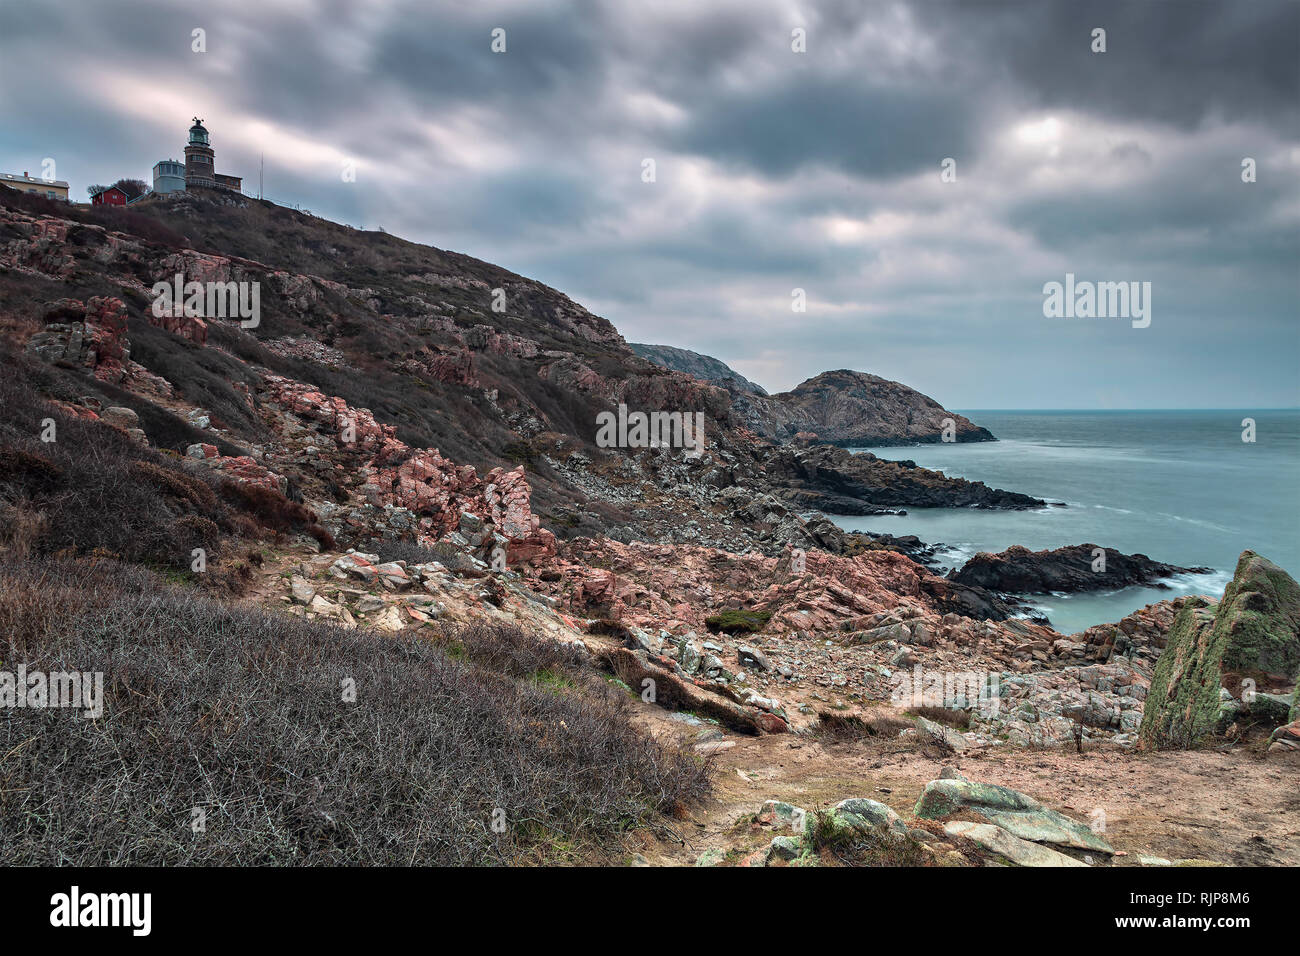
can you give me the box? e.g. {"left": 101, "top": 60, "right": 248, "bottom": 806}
{"left": 1068, "top": 597, "right": 1189, "bottom": 667}
{"left": 761, "top": 442, "right": 1044, "bottom": 512}
{"left": 267, "top": 376, "right": 557, "bottom": 564}
{"left": 951, "top": 544, "right": 1208, "bottom": 594}
{"left": 602, "top": 646, "right": 766, "bottom": 734}
{"left": 186, "top": 442, "right": 288, "bottom": 494}
{"left": 25, "top": 297, "right": 130, "bottom": 383}
{"left": 1140, "top": 551, "right": 1300, "bottom": 749}
{"left": 971, "top": 661, "right": 1151, "bottom": 745}
{"left": 736, "top": 369, "right": 994, "bottom": 447}
{"left": 943, "top": 821, "right": 1088, "bottom": 867}
{"left": 628, "top": 342, "right": 768, "bottom": 395}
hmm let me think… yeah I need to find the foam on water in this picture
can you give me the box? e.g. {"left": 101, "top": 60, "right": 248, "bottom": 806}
{"left": 835, "top": 409, "right": 1300, "bottom": 632}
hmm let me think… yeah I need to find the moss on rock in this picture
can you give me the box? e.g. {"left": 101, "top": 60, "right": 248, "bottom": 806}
{"left": 1140, "top": 551, "right": 1300, "bottom": 749}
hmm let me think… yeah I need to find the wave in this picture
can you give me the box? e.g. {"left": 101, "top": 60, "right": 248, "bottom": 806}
{"left": 1165, "top": 568, "right": 1233, "bottom": 598}
{"left": 1154, "top": 512, "right": 1235, "bottom": 535}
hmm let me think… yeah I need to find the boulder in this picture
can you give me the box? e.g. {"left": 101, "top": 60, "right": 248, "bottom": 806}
{"left": 1247, "top": 692, "right": 1294, "bottom": 724}
{"left": 736, "top": 645, "right": 771, "bottom": 671}
{"left": 756, "top": 800, "right": 807, "bottom": 831}
{"left": 694, "top": 848, "right": 725, "bottom": 867}
{"left": 765, "top": 836, "right": 802, "bottom": 863}
{"left": 99, "top": 406, "right": 139, "bottom": 430}
{"left": 1140, "top": 551, "right": 1300, "bottom": 749}
{"left": 916, "top": 715, "right": 969, "bottom": 752}
{"left": 288, "top": 575, "right": 316, "bottom": 605}
{"left": 813, "top": 798, "right": 909, "bottom": 844}
{"left": 943, "top": 821, "right": 1088, "bottom": 867}
{"left": 914, "top": 779, "right": 1112, "bottom": 854}
{"left": 1267, "top": 720, "right": 1300, "bottom": 752}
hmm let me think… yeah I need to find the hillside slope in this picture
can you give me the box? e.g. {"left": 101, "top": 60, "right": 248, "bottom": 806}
{"left": 629, "top": 342, "right": 768, "bottom": 395}
{"left": 0, "top": 186, "right": 1036, "bottom": 544}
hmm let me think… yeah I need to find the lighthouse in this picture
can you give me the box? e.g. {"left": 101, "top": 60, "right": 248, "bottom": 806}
{"left": 184, "top": 117, "right": 216, "bottom": 188}
{"left": 181, "top": 118, "right": 243, "bottom": 193}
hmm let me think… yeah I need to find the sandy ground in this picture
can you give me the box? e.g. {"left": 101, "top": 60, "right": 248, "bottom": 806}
{"left": 626, "top": 704, "right": 1300, "bottom": 867}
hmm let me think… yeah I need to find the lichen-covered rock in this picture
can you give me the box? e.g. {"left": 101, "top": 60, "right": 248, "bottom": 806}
{"left": 914, "top": 779, "right": 1112, "bottom": 854}
{"left": 813, "top": 798, "right": 910, "bottom": 844}
{"left": 1140, "top": 551, "right": 1300, "bottom": 749}
{"left": 943, "top": 821, "right": 1088, "bottom": 867}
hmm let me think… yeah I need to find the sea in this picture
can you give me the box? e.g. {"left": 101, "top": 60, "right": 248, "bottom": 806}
{"left": 830, "top": 410, "right": 1300, "bottom": 635}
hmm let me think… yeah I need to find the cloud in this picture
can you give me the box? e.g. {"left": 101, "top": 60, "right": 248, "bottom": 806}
{"left": 0, "top": 0, "right": 1295, "bottom": 406}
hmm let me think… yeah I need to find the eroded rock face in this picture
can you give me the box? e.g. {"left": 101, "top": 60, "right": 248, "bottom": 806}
{"left": 1140, "top": 551, "right": 1300, "bottom": 749}
{"left": 257, "top": 374, "right": 556, "bottom": 564}
{"left": 951, "top": 544, "right": 1207, "bottom": 594}
{"left": 25, "top": 297, "right": 130, "bottom": 382}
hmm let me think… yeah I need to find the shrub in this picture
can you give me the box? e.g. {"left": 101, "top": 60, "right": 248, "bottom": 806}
{"left": 705, "top": 609, "right": 772, "bottom": 635}
{"left": 131, "top": 459, "right": 218, "bottom": 510}
{"left": 0, "top": 556, "right": 711, "bottom": 865}
{"left": 451, "top": 622, "right": 589, "bottom": 681}
{"left": 0, "top": 445, "right": 63, "bottom": 492}
{"left": 910, "top": 705, "right": 971, "bottom": 730}
{"left": 218, "top": 479, "right": 316, "bottom": 534}
{"left": 0, "top": 348, "right": 312, "bottom": 570}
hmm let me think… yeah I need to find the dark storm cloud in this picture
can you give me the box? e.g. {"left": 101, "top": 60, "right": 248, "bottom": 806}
{"left": 932, "top": 0, "right": 1300, "bottom": 130}
{"left": 672, "top": 76, "right": 979, "bottom": 179}
{"left": 0, "top": 0, "right": 1295, "bottom": 407}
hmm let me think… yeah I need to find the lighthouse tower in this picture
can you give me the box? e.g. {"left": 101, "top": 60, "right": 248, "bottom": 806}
{"left": 184, "top": 118, "right": 216, "bottom": 188}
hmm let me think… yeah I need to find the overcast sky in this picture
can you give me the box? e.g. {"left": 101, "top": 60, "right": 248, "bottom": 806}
{"left": 2, "top": 0, "right": 1297, "bottom": 407}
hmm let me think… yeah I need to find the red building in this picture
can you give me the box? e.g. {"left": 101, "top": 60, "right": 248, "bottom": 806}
{"left": 89, "top": 185, "right": 128, "bottom": 206}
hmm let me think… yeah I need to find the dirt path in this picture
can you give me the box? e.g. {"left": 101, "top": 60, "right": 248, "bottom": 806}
{"left": 625, "top": 704, "right": 1300, "bottom": 867}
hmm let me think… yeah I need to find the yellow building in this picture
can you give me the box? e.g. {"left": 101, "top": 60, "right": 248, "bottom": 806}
{"left": 0, "top": 171, "right": 70, "bottom": 200}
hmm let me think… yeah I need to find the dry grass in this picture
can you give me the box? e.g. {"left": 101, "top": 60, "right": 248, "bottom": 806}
{"left": 0, "top": 556, "right": 711, "bottom": 865}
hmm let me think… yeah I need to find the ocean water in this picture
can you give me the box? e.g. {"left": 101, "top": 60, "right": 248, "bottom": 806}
{"left": 830, "top": 410, "right": 1300, "bottom": 635}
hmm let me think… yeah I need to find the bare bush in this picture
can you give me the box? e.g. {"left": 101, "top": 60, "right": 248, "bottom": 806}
{"left": 0, "top": 556, "right": 710, "bottom": 865}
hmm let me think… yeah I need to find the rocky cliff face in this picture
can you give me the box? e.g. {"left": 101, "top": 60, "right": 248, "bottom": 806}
{"left": 628, "top": 343, "right": 768, "bottom": 395}
{"left": 735, "top": 369, "right": 995, "bottom": 447}
{"left": 1139, "top": 551, "right": 1300, "bottom": 749}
